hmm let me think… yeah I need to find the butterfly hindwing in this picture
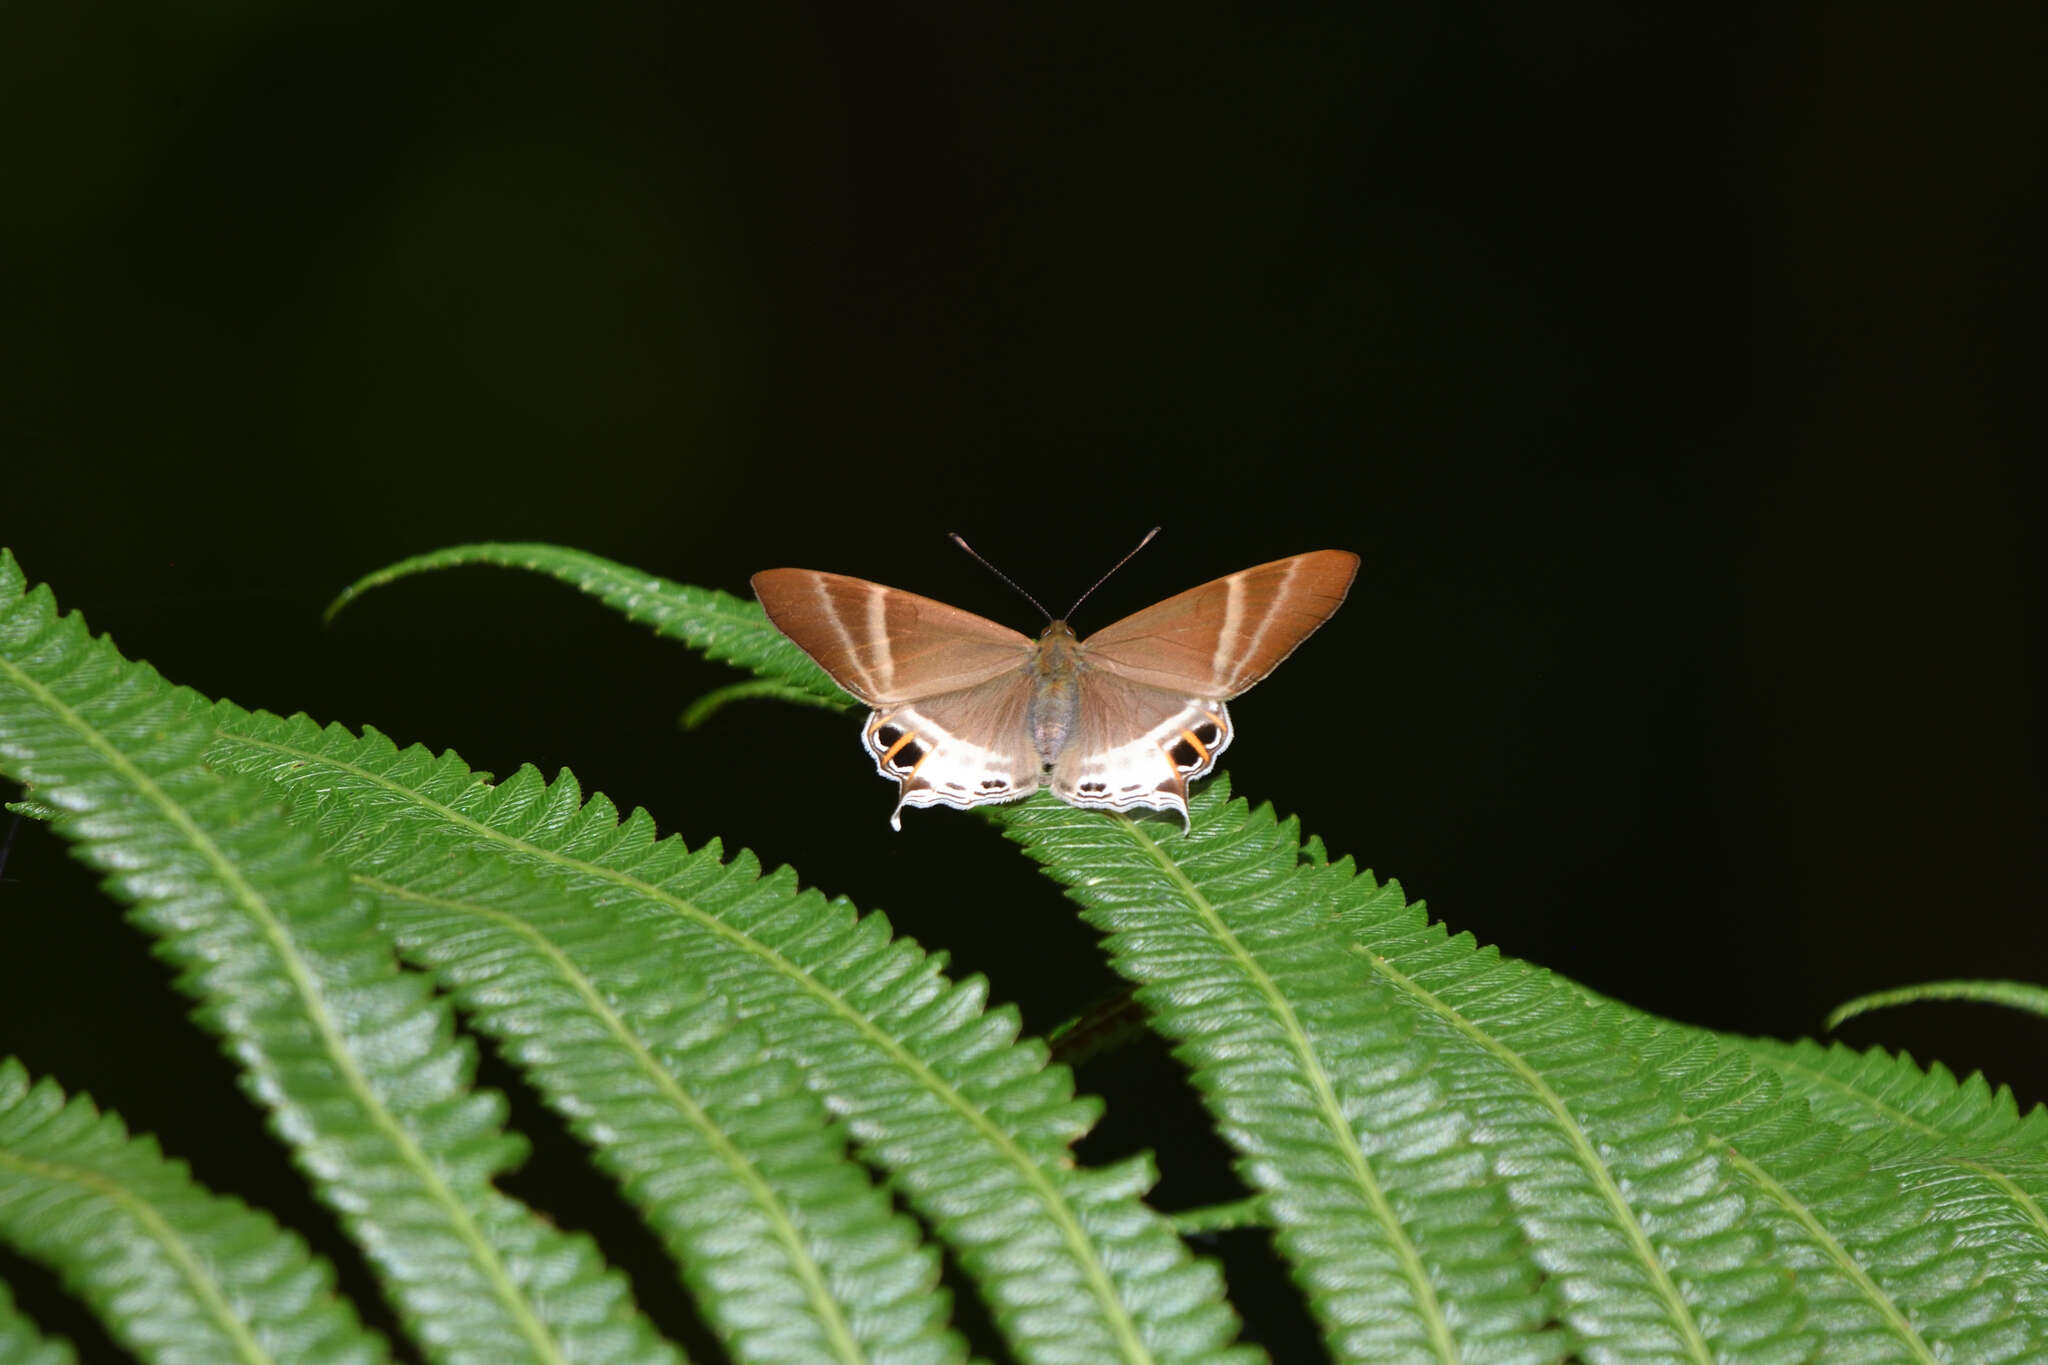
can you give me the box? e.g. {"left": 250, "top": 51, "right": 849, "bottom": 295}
{"left": 1049, "top": 670, "right": 1233, "bottom": 831}
{"left": 863, "top": 678, "right": 1041, "bottom": 830}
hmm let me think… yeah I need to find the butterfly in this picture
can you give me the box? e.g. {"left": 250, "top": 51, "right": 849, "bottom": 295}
{"left": 752, "top": 539, "right": 1358, "bottom": 831}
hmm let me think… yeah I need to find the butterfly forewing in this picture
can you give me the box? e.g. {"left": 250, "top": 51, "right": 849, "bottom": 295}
{"left": 1077, "top": 550, "right": 1359, "bottom": 698}
{"left": 752, "top": 568, "right": 1034, "bottom": 706}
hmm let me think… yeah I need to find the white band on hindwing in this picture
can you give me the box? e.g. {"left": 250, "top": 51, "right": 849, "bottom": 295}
{"left": 1051, "top": 701, "right": 1232, "bottom": 833}
{"left": 863, "top": 707, "right": 1040, "bottom": 830}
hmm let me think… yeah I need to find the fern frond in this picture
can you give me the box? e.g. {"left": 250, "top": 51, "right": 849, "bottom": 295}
{"left": 680, "top": 679, "right": 853, "bottom": 730}
{"left": 305, "top": 789, "right": 972, "bottom": 1365}
{"left": 0, "top": 1059, "right": 391, "bottom": 1365}
{"left": 1738, "top": 1038, "right": 2048, "bottom": 1160}
{"left": 1001, "top": 782, "right": 2048, "bottom": 1364}
{"left": 1336, "top": 839, "right": 2047, "bottom": 1360}
{"left": 1002, "top": 787, "right": 1560, "bottom": 1365}
{"left": 0, "top": 1277, "right": 78, "bottom": 1365}
{"left": 203, "top": 708, "right": 1256, "bottom": 1365}
{"left": 0, "top": 551, "right": 683, "bottom": 1365}
{"left": 1341, "top": 838, "right": 2046, "bottom": 1361}
{"left": 316, "top": 544, "right": 2048, "bottom": 1363}
{"left": 1620, "top": 1019, "right": 2047, "bottom": 1361}
{"left": 326, "top": 542, "right": 847, "bottom": 706}
{"left": 1826, "top": 981, "right": 2048, "bottom": 1030}
{"left": 1728, "top": 1035, "right": 2048, "bottom": 1301}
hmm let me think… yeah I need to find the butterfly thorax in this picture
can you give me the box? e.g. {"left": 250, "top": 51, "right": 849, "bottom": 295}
{"left": 1026, "top": 620, "right": 1083, "bottom": 766}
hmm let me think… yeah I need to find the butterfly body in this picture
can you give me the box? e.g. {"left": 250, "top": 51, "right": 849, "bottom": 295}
{"left": 753, "top": 549, "right": 1357, "bottom": 831}
{"left": 1024, "top": 621, "right": 1082, "bottom": 763}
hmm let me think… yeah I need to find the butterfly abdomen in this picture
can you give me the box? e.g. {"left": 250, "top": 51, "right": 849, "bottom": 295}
{"left": 1026, "top": 622, "right": 1083, "bottom": 767}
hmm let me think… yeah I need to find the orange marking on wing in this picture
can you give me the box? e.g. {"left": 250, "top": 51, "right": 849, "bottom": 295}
{"left": 882, "top": 731, "right": 918, "bottom": 764}
{"left": 1180, "top": 728, "right": 1211, "bottom": 763}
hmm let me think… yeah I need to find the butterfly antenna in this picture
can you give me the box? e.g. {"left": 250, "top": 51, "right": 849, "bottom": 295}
{"left": 948, "top": 533, "right": 1053, "bottom": 623}
{"left": 1064, "top": 526, "right": 1161, "bottom": 621}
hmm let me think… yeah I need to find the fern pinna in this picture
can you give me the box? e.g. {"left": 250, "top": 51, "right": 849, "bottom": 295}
{"left": 3, "top": 542, "right": 2045, "bottom": 1364}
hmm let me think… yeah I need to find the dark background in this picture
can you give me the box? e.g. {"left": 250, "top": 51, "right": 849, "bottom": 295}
{"left": 3, "top": 3, "right": 2042, "bottom": 1359}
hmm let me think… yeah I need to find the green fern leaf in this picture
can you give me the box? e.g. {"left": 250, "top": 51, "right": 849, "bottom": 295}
{"left": 326, "top": 541, "right": 848, "bottom": 707}
{"left": 203, "top": 709, "right": 1257, "bottom": 1365}
{"left": 1325, "top": 841, "right": 2046, "bottom": 1361}
{"left": 1326, "top": 839, "right": 2045, "bottom": 1362}
{"left": 0, "top": 1059, "right": 391, "bottom": 1365}
{"left": 290, "top": 786, "right": 972, "bottom": 1365}
{"left": 1405, "top": 897, "right": 2048, "bottom": 1350}
{"left": 0, "top": 550, "right": 683, "bottom": 1365}
{"left": 1739, "top": 1038, "right": 2048, "bottom": 1160}
{"left": 1621, "top": 1021, "right": 2047, "bottom": 1360}
{"left": 0, "top": 1277, "right": 78, "bottom": 1365}
{"left": 680, "top": 679, "right": 853, "bottom": 729}
{"left": 315, "top": 541, "right": 2048, "bottom": 1363}
{"left": 1728, "top": 1036, "right": 2048, "bottom": 1310}
{"left": 1826, "top": 981, "right": 2048, "bottom": 1030}
{"left": 1000, "top": 784, "right": 2048, "bottom": 1364}
{"left": 1005, "top": 786, "right": 1695, "bottom": 1364}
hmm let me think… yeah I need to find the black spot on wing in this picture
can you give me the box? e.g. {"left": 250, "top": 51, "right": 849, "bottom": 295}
{"left": 1193, "top": 721, "right": 1220, "bottom": 747}
{"left": 1168, "top": 737, "right": 1203, "bottom": 769}
{"left": 875, "top": 724, "right": 904, "bottom": 748}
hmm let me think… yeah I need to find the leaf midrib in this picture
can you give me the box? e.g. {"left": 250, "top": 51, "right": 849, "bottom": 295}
{"left": 1706, "top": 1137, "right": 1937, "bottom": 1363}
{"left": 1764, "top": 1051, "right": 2048, "bottom": 1243}
{"left": 1356, "top": 945, "right": 1714, "bottom": 1364}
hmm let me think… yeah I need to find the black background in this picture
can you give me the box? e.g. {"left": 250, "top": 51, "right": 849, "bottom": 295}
{"left": 3, "top": 3, "right": 2043, "bottom": 1360}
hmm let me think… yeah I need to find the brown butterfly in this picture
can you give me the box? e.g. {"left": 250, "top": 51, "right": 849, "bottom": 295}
{"left": 752, "top": 536, "right": 1358, "bottom": 831}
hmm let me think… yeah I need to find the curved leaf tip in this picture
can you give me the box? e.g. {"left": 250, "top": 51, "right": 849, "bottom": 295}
{"left": 1826, "top": 978, "right": 2048, "bottom": 1030}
